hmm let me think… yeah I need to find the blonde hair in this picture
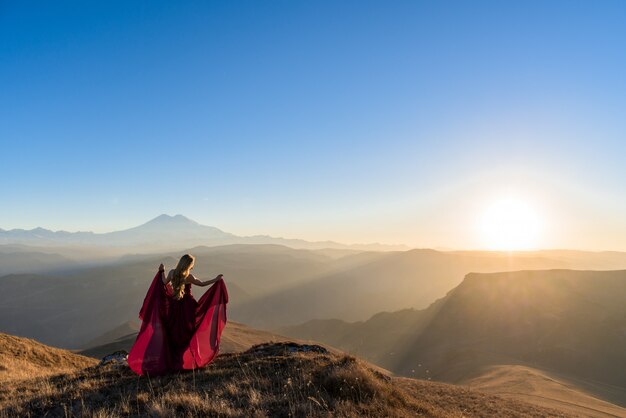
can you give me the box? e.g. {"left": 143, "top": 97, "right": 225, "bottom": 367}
{"left": 171, "top": 254, "right": 195, "bottom": 300}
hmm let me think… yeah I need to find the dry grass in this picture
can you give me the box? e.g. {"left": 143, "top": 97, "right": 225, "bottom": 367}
{"left": 461, "top": 365, "right": 626, "bottom": 417}
{"left": 0, "top": 340, "right": 564, "bottom": 417}
{"left": 0, "top": 333, "right": 97, "bottom": 382}
{"left": 397, "top": 378, "right": 570, "bottom": 418}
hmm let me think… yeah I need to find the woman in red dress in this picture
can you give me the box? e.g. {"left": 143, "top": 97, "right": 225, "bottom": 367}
{"left": 128, "top": 254, "right": 228, "bottom": 376}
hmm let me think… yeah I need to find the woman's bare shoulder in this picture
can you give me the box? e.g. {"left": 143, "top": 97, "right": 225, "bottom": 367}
{"left": 184, "top": 272, "right": 197, "bottom": 284}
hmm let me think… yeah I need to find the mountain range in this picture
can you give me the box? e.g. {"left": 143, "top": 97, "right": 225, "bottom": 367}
{"left": 6, "top": 242, "right": 626, "bottom": 350}
{"left": 0, "top": 214, "right": 408, "bottom": 253}
{"left": 233, "top": 248, "right": 626, "bottom": 328}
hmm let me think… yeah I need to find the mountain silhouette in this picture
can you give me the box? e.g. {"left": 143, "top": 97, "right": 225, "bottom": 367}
{"left": 0, "top": 214, "right": 407, "bottom": 252}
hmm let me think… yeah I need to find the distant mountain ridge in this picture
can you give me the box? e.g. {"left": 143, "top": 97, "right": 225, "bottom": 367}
{"left": 0, "top": 214, "right": 408, "bottom": 252}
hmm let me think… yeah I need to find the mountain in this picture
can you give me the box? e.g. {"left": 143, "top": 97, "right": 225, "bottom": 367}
{"left": 280, "top": 269, "right": 626, "bottom": 415}
{"left": 0, "top": 214, "right": 407, "bottom": 252}
{"left": 0, "top": 333, "right": 560, "bottom": 417}
{"left": 394, "top": 270, "right": 626, "bottom": 385}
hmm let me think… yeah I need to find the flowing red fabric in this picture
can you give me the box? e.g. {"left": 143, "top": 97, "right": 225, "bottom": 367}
{"left": 128, "top": 271, "right": 228, "bottom": 376}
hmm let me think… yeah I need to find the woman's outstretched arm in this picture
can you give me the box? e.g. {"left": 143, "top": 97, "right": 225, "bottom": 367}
{"left": 188, "top": 273, "right": 224, "bottom": 287}
{"left": 159, "top": 264, "right": 173, "bottom": 285}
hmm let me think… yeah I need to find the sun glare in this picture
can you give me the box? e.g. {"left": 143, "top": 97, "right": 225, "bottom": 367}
{"left": 478, "top": 196, "right": 542, "bottom": 251}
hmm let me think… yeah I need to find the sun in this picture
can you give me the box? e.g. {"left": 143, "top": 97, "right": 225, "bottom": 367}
{"left": 478, "top": 196, "right": 542, "bottom": 251}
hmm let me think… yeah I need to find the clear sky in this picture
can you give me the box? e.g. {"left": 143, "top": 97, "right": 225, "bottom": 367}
{"left": 2, "top": 1, "right": 626, "bottom": 250}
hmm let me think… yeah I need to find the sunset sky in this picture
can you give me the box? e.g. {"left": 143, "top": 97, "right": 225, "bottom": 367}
{"left": 2, "top": 1, "right": 626, "bottom": 250}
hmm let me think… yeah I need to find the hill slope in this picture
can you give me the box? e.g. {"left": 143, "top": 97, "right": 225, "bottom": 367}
{"left": 281, "top": 269, "right": 626, "bottom": 415}
{"left": 0, "top": 333, "right": 97, "bottom": 382}
{"left": 0, "top": 336, "right": 561, "bottom": 417}
{"left": 463, "top": 365, "right": 626, "bottom": 418}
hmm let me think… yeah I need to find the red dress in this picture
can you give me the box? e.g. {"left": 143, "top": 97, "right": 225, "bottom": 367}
{"left": 128, "top": 271, "right": 228, "bottom": 376}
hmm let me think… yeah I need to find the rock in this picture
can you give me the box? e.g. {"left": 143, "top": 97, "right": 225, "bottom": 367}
{"left": 246, "top": 342, "right": 329, "bottom": 356}
{"left": 98, "top": 350, "right": 128, "bottom": 366}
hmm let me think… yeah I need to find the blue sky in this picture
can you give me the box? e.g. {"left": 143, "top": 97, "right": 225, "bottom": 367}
{"left": 2, "top": 1, "right": 626, "bottom": 249}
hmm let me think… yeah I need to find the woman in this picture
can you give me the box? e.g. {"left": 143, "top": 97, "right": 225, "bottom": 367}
{"left": 128, "top": 254, "right": 228, "bottom": 376}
